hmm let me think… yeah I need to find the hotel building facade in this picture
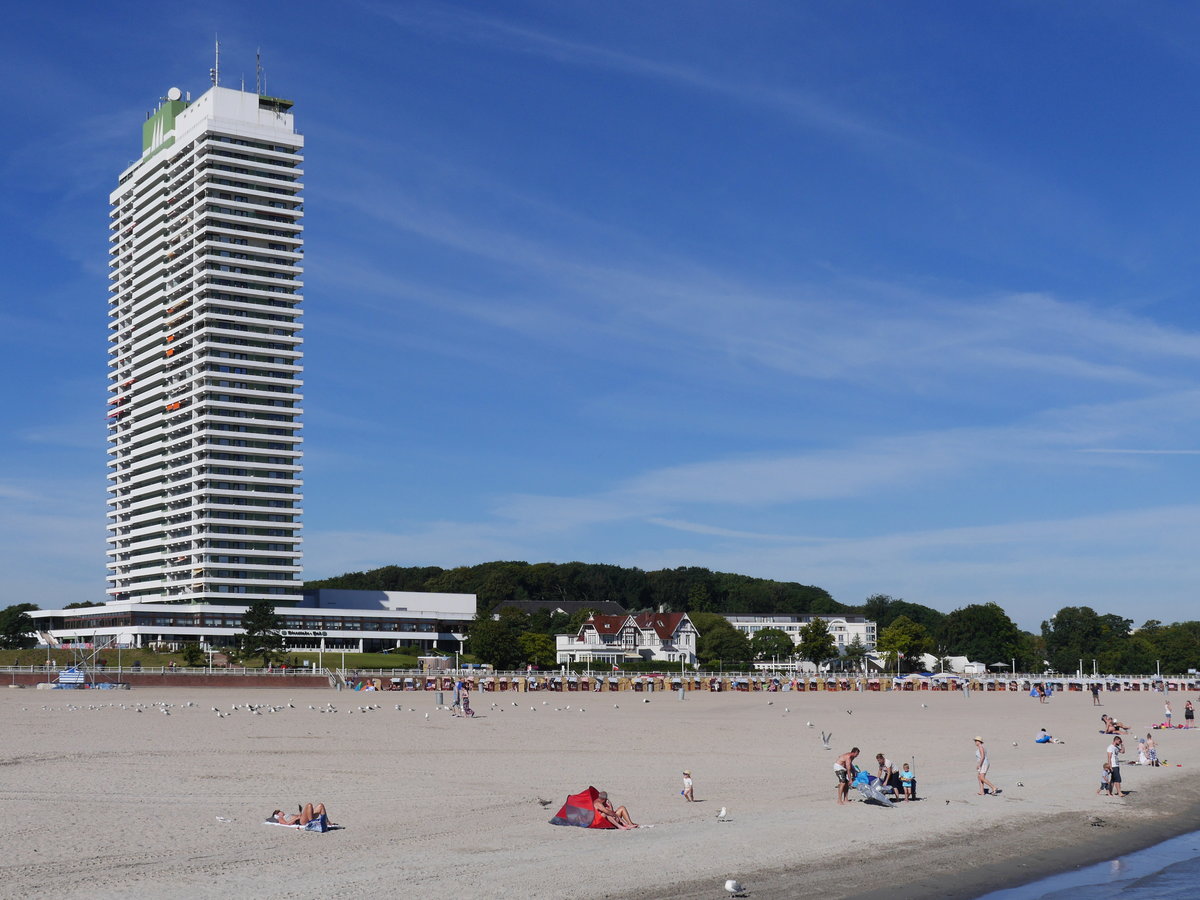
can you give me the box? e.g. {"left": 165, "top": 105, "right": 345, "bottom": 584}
{"left": 106, "top": 85, "right": 305, "bottom": 604}
{"left": 31, "top": 80, "right": 473, "bottom": 654}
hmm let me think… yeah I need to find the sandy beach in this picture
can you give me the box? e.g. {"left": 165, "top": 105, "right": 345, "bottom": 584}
{"left": 1, "top": 684, "right": 1196, "bottom": 899}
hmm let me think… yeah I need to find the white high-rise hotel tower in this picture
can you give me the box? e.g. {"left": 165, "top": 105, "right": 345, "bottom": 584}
{"left": 106, "top": 84, "right": 304, "bottom": 605}
{"left": 30, "top": 78, "right": 475, "bottom": 652}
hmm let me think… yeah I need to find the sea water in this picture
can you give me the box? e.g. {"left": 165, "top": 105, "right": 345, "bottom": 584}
{"left": 976, "top": 829, "right": 1200, "bottom": 900}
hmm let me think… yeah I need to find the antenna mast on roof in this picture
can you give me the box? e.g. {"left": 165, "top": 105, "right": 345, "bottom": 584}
{"left": 256, "top": 48, "right": 264, "bottom": 96}
{"left": 210, "top": 36, "right": 220, "bottom": 87}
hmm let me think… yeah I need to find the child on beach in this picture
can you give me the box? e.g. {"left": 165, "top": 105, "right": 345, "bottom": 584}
{"left": 1098, "top": 763, "right": 1112, "bottom": 795}
{"left": 899, "top": 763, "right": 915, "bottom": 801}
{"left": 1165, "top": 701, "right": 1172, "bottom": 727}
{"left": 681, "top": 770, "right": 694, "bottom": 801}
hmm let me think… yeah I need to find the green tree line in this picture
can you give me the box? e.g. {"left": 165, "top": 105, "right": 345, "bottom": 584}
{"left": 306, "top": 561, "right": 841, "bottom": 617}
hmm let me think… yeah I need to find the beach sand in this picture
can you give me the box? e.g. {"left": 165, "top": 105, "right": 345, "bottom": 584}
{"left": 1, "top": 685, "right": 1196, "bottom": 899}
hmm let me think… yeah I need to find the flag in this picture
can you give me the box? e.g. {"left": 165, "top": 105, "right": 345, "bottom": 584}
{"left": 612, "top": 664, "right": 620, "bottom": 671}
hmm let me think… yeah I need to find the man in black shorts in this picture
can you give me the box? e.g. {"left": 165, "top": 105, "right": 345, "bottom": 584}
{"left": 834, "top": 747, "right": 860, "bottom": 804}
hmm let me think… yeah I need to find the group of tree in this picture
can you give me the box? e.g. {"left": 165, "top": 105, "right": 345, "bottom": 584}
{"left": 1041, "top": 607, "right": 1200, "bottom": 676}
{"left": 0, "top": 603, "right": 38, "bottom": 650}
{"left": 307, "top": 561, "right": 842, "bottom": 617}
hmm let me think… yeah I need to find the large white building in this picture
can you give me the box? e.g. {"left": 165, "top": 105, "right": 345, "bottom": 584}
{"left": 555, "top": 613, "right": 698, "bottom": 666}
{"left": 107, "top": 84, "right": 304, "bottom": 605}
{"left": 725, "top": 615, "right": 877, "bottom": 654}
{"left": 31, "top": 590, "right": 474, "bottom": 655}
{"left": 26, "top": 77, "right": 479, "bottom": 658}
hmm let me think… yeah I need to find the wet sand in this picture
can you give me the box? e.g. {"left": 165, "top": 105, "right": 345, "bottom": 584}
{"left": 0, "top": 685, "right": 1195, "bottom": 899}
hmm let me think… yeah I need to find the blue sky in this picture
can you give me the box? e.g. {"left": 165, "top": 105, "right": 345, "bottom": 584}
{"left": 3, "top": 1, "right": 1199, "bottom": 630}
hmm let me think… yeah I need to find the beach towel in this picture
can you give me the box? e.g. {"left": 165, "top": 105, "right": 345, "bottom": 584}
{"left": 548, "top": 786, "right": 616, "bottom": 828}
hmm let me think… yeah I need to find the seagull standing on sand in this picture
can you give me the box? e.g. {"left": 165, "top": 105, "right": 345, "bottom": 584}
{"left": 716, "top": 806, "right": 728, "bottom": 822}
{"left": 725, "top": 878, "right": 748, "bottom": 897}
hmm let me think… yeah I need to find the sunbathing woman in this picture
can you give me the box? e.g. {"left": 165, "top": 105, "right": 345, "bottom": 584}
{"left": 594, "top": 791, "right": 638, "bottom": 829}
{"left": 271, "top": 802, "right": 332, "bottom": 826}
{"left": 1101, "top": 714, "right": 1130, "bottom": 734}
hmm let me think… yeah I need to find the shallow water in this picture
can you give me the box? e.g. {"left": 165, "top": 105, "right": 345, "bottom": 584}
{"left": 976, "top": 829, "right": 1200, "bottom": 900}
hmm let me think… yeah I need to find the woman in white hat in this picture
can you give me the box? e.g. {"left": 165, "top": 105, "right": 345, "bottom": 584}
{"left": 974, "top": 736, "right": 1000, "bottom": 796}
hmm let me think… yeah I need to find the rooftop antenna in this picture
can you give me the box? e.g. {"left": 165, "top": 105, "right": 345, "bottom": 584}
{"left": 210, "top": 35, "right": 220, "bottom": 87}
{"left": 256, "top": 48, "right": 264, "bottom": 95}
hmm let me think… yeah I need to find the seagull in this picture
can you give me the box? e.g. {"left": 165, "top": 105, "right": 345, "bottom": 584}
{"left": 806, "top": 721, "right": 813, "bottom": 727}
{"left": 537, "top": 798, "right": 553, "bottom": 808}
{"left": 846, "top": 709, "right": 853, "bottom": 715}
{"left": 921, "top": 703, "right": 928, "bottom": 708}
{"left": 424, "top": 712, "right": 430, "bottom": 719}
{"left": 821, "top": 731, "right": 833, "bottom": 750}
{"left": 725, "top": 878, "right": 748, "bottom": 897}
{"left": 716, "top": 806, "right": 728, "bottom": 822}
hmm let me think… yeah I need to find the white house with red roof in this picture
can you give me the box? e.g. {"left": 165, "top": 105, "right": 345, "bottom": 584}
{"left": 555, "top": 612, "right": 697, "bottom": 665}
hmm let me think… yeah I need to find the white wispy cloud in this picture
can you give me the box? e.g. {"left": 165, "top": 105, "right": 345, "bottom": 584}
{"left": 323, "top": 175, "right": 1200, "bottom": 401}
{"left": 365, "top": 2, "right": 910, "bottom": 153}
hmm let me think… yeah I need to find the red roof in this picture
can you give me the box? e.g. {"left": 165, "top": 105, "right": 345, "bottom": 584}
{"left": 585, "top": 615, "right": 632, "bottom": 636}
{"left": 633, "top": 612, "right": 687, "bottom": 640}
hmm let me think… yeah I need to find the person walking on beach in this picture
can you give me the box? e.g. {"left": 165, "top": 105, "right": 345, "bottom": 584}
{"left": 834, "top": 748, "right": 860, "bottom": 805}
{"left": 974, "top": 736, "right": 999, "bottom": 796}
{"left": 1098, "top": 762, "right": 1113, "bottom": 796}
{"left": 1090, "top": 683, "right": 1101, "bottom": 706}
{"left": 1164, "top": 700, "right": 1172, "bottom": 727}
{"left": 1106, "top": 736, "right": 1125, "bottom": 797}
{"left": 1185, "top": 700, "right": 1194, "bottom": 728}
{"left": 681, "top": 770, "right": 694, "bottom": 801}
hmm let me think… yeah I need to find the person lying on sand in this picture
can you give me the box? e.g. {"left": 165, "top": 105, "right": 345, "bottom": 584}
{"left": 271, "top": 802, "right": 332, "bottom": 826}
{"left": 594, "top": 791, "right": 638, "bottom": 829}
{"left": 1101, "top": 714, "right": 1130, "bottom": 734}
